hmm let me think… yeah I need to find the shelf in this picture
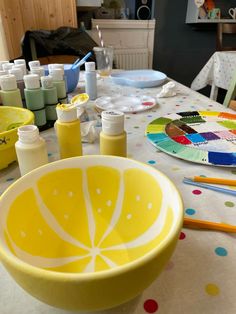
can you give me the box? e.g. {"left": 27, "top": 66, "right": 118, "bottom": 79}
{"left": 91, "top": 19, "right": 156, "bottom": 29}
{"left": 76, "top": 0, "right": 102, "bottom": 6}
{"left": 186, "top": 0, "right": 236, "bottom": 24}
{"left": 193, "top": 19, "right": 236, "bottom": 24}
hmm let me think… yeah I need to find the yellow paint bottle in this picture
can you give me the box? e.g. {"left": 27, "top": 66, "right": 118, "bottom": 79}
{"left": 100, "top": 110, "right": 127, "bottom": 157}
{"left": 55, "top": 103, "right": 82, "bottom": 159}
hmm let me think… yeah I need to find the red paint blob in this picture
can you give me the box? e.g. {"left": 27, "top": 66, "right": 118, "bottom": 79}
{"left": 142, "top": 101, "right": 154, "bottom": 106}
{"left": 144, "top": 299, "right": 159, "bottom": 313}
{"left": 179, "top": 232, "right": 186, "bottom": 240}
{"left": 192, "top": 189, "right": 202, "bottom": 195}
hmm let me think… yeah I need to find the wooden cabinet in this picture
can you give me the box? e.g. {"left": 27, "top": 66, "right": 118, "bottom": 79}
{"left": 186, "top": 0, "right": 236, "bottom": 24}
{"left": 0, "top": 0, "right": 77, "bottom": 60}
{"left": 89, "top": 18, "right": 156, "bottom": 69}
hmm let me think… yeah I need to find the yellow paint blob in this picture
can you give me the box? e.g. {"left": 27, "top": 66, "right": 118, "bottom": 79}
{"left": 205, "top": 283, "right": 220, "bottom": 296}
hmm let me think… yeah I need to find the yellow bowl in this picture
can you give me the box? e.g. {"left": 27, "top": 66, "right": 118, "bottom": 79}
{"left": 0, "top": 106, "right": 34, "bottom": 170}
{"left": 0, "top": 156, "right": 183, "bottom": 311}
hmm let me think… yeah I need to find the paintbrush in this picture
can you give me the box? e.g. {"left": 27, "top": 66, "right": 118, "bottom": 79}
{"left": 186, "top": 176, "right": 236, "bottom": 186}
{"left": 184, "top": 217, "right": 236, "bottom": 233}
{"left": 183, "top": 178, "right": 236, "bottom": 196}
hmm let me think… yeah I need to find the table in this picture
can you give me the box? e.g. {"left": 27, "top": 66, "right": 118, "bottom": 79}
{"left": 191, "top": 51, "right": 236, "bottom": 101}
{"left": 1, "top": 75, "right": 236, "bottom": 314}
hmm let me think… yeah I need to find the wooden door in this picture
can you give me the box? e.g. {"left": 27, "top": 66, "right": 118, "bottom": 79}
{"left": 0, "top": 0, "right": 77, "bottom": 60}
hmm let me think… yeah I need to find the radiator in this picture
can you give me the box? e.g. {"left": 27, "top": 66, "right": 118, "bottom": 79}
{"left": 114, "top": 48, "right": 149, "bottom": 70}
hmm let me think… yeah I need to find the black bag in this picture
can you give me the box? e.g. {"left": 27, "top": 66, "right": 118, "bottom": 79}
{"left": 21, "top": 26, "right": 97, "bottom": 66}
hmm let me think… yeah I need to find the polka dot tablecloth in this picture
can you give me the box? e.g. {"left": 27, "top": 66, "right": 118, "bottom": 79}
{"left": 1, "top": 75, "right": 236, "bottom": 314}
{"left": 191, "top": 51, "right": 236, "bottom": 93}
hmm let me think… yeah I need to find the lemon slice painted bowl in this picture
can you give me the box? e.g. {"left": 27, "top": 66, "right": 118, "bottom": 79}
{"left": 0, "top": 106, "right": 34, "bottom": 170}
{"left": 0, "top": 155, "right": 183, "bottom": 311}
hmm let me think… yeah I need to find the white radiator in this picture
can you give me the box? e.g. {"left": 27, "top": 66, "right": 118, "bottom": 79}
{"left": 114, "top": 48, "right": 149, "bottom": 70}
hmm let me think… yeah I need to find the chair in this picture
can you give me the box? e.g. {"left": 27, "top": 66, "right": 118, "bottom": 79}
{"left": 223, "top": 70, "right": 236, "bottom": 109}
{"left": 216, "top": 23, "right": 236, "bottom": 51}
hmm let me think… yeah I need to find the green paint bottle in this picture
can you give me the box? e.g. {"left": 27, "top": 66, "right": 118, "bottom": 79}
{"left": 9, "top": 67, "right": 25, "bottom": 101}
{"left": 0, "top": 74, "right": 23, "bottom": 107}
{"left": 51, "top": 68, "right": 68, "bottom": 104}
{"left": 41, "top": 75, "right": 58, "bottom": 122}
{"left": 24, "top": 74, "right": 46, "bottom": 127}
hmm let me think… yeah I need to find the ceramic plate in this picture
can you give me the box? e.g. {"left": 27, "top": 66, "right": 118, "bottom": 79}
{"left": 110, "top": 70, "right": 167, "bottom": 88}
{"left": 145, "top": 111, "right": 236, "bottom": 167}
{"left": 95, "top": 95, "right": 156, "bottom": 113}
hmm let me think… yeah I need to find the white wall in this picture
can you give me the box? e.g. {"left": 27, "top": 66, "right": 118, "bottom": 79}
{"left": 0, "top": 15, "right": 9, "bottom": 60}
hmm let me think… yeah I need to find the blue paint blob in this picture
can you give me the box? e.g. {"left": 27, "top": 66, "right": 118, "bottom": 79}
{"left": 148, "top": 160, "right": 156, "bottom": 165}
{"left": 185, "top": 208, "right": 196, "bottom": 215}
{"left": 215, "top": 247, "right": 228, "bottom": 256}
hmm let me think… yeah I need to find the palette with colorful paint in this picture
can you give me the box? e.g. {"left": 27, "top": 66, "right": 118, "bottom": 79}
{"left": 95, "top": 95, "right": 156, "bottom": 113}
{"left": 145, "top": 111, "right": 236, "bottom": 166}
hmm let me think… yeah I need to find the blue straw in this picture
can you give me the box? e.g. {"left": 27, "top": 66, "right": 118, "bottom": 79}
{"left": 183, "top": 178, "right": 236, "bottom": 197}
{"left": 71, "top": 51, "right": 93, "bottom": 70}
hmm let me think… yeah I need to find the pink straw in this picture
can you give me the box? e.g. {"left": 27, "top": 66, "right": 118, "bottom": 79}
{"left": 96, "top": 25, "right": 109, "bottom": 66}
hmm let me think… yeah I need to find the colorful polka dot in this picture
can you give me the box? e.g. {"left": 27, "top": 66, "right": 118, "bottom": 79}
{"left": 185, "top": 208, "right": 196, "bottom": 215}
{"left": 165, "top": 260, "right": 174, "bottom": 271}
{"left": 205, "top": 283, "right": 220, "bottom": 296}
{"left": 6, "top": 177, "right": 15, "bottom": 182}
{"left": 192, "top": 189, "right": 202, "bottom": 195}
{"left": 179, "top": 232, "right": 186, "bottom": 240}
{"left": 224, "top": 201, "right": 234, "bottom": 207}
{"left": 143, "top": 299, "right": 159, "bottom": 313}
{"left": 215, "top": 247, "right": 228, "bottom": 256}
{"left": 148, "top": 160, "right": 156, "bottom": 165}
{"left": 172, "top": 167, "right": 180, "bottom": 171}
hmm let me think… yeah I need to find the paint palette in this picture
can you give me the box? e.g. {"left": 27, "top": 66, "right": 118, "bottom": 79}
{"left": 95, "top": 95, "right": 156, "bottom": 113}
{"left": 145, "top": 111, "right": 236, "bottom": 166}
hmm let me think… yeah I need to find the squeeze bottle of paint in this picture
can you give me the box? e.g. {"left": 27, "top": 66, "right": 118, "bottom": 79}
{"left": 15, "top": 125, "right": 48, "bottom": 176}
{"left": 100, "top": 110, "right": 127, "bottom": 157}
{"left": 30, "top": 66, "right": 45, "bottom": 79}
{"left": 24, "top": 74, "right": 46, "bottom": 127}
{"left": 14, "top": 59, "right": 27, "bottom": 75}
{"left": 28, "top": 60, "right": 41, "bottom": 70}
{"left": 0, "top": 70, "right": 8, "bottom": 105}
{"left": 0, "top": 74, "right": 23, "bottom": 107}
{"left": 41, "top": 75, "right": 58, "bottom": 122}
{"left": 55, "top": 104, "right": 83, "bottom": 159}
{"left": 84, "top": 61, "right": 97, "bottom": 100}
{"left": 9, "top": 67, "right": 25, "bottom": 101}
{"left": 0, "top": 61, "right": 9, "bottom": 70}
{"left": 48, "top": 63, "right": 68, "bottom": 91}
{"left": 2, "top": 62, "right": 13, "bottom": 72}
{"left": 51, "top": 68, "right": 67, "bottom": 103}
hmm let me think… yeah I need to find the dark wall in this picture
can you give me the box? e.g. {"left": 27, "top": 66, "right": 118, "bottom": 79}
{"left": 152, "top": 0, "right": 218, "bottom": 88}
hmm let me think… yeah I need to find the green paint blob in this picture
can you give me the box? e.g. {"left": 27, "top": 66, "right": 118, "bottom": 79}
{"left": 225, "top": 201, "right": 235, "bottom": 207}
